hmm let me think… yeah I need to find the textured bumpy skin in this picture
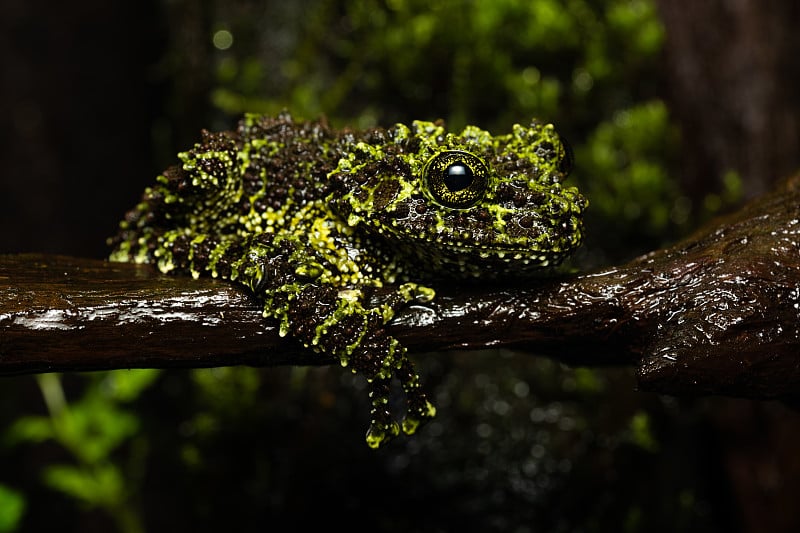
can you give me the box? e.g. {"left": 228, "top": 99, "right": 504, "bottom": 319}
{"left": 109, "top": 113, "right": 587, "bottom": 448}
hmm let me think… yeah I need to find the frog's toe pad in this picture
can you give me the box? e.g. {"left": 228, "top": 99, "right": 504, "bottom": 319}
{"left": 401, "top": 400, "right": 437, "bottom": 436}
{"left": 365, "top": 419, "right": 400, "bottom": 449}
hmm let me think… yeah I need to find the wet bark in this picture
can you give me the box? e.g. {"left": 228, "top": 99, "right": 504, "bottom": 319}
{"left": 2, "top": 174, "right": 800, "bottom": 400}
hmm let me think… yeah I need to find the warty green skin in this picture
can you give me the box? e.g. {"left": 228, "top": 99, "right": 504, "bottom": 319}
{"left": 109, "top": 112, "right": 587, "bottom": 448}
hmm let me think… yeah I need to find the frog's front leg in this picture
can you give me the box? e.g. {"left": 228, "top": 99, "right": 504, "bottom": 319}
{"left": 154, "top": 230, "right": 436, "bottom": 447}
{"left": 243, "top": 239, "right": 437, "bottom": 448}
{"left": 338, "top": 285, "right": 438, "bottom": 448}
{"left": 285, "top": 281, "right": 437, "bottom": 448}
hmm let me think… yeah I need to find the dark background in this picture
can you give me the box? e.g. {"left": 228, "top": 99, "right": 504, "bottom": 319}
{"left": 0, "top": 1, "right": 166, "bottom": 257}
{"left": 3, "top": 1, "right": 800, "bottom": 532}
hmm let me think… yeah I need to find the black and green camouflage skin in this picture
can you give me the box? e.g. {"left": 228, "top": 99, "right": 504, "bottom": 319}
{"left": 110, "top": 112, "right": 586, "bottom": 448}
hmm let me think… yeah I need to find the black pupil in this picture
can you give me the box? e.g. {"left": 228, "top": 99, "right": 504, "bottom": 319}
{"left": 443, "top": 162, "right": 473, "bottom": 192}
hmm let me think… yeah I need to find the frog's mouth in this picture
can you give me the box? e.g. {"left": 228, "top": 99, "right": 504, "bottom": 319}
{"left": 432, "top": 240, "right": 552, "bottom": 262}
{"left": 389, "top": 237, "right": 571, "bottom": 279}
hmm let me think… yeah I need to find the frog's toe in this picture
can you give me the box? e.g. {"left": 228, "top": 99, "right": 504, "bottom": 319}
{"left": 401, "top": 397, "right": 437, "bottom": 435}
{"left": 365, "top": 415, "right": 400, "bottom": 449}
{"left": 365, "top": 376, "right": 400, "bottom": 448}
{"left": 393, "top": 357, "right": 436, "bottom": 435}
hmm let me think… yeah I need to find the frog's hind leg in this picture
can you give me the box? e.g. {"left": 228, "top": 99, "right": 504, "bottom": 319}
{"left": 148, "top": 230, "right": 279, "bottom": 292}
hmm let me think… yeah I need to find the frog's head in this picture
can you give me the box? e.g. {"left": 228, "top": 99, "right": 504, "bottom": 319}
{"left": 329, "top": 119, "right": 587, "bottom": 278}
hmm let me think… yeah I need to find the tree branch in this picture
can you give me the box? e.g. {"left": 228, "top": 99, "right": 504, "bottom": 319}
{"left": 3, "top": 174, "right": 800, "bottom": 400}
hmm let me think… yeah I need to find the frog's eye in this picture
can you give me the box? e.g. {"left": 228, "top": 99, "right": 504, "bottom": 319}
{"left": 423, "top": 150, "right": 489, "bottom": 209}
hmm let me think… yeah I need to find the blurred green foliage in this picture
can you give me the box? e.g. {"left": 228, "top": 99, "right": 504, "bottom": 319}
{"left": 0, "top": 484, "right": 25, "bottom": 532}
{"left": 213, "top": 0, "right": 663, "bottom": 139}
{"left": 4, "top": 372, "right": 157, "bottom": 533}
{"left": 213, "top": 0, "right": 664, "bottom": 131}
{"left": 1, "top": 0, "right": 741, "bottom": 531}
{"left": 205, "top": 0, "right": 738, "bottom": 261}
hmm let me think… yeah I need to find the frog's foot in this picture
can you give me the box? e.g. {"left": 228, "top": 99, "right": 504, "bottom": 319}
{"left": 359, "top": 336, "right": 436, "bottom": 448}
{"left": 365, "top": 376, "right": 400, "bottom": 449}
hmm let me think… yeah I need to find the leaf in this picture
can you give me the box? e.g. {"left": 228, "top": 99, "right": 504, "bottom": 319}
{"left": 3, "top": 416, "right": 54, "bottom": 446}
{"left": 42, "top": 463, "right": 123, "bottom": 508}
{"left": 56, "top": 402, "right": 140, "bottom": 464}
{"left": 0, "top": 484, "right": 26, "bottom": 532}
{"left": 98, "top": 369, "right": 161, "bottom": 402}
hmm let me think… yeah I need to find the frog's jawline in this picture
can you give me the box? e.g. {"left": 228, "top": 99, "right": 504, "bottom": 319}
{"left": 372, "top": 228, "right": 568, "bottom": 262}
{"left": 385, "top": 239, "right": 567, "bottom": 280}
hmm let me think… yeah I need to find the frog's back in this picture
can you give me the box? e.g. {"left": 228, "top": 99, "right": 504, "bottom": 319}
{"left": 109, "top": 113, "right": 345, "bottom": 266}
